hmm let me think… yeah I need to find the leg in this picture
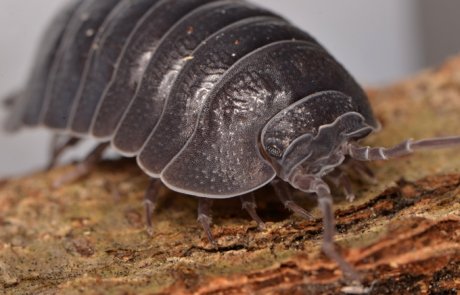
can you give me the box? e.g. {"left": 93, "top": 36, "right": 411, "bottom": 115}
{"left": 339, "top": 174, "right": 355, "bottom": 202}
{"left": 315, "top": 182, "right": 361, "bottom": 281}
{"left": 52, "top": 142, "right": 109, "bottom": 188}
{"left": 346, "top": 159, "right": 377, "bottom": 184}
{"left": 348, "top": 159, "right": 375, "bottom": 179}
{"left": 293, "top": 175, "right": 361, "bottom": 281}
{"left": 144, "top": 179, "right": 162, "bottom": 236}
{"left": 272, "top": 179, "right": 313, "bottom": 220}
{"left": 240, "top": 193, "right": 265, "bottom": 230}
{"left": 197, "top": 198, "right": 218, "bottom": 249}
{"left": 327, "top": 169, "right": 355, "bottom": 202}
{"left": 47, "top": 135, "right": 81, "bottom": 170}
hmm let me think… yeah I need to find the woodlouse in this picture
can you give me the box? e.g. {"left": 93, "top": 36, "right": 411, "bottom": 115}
{"left": 3, "top": 0, "right": 460, "bottom": 281}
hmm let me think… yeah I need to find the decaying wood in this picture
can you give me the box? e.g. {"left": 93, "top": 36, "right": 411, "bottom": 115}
{"left": 1, "top": 55, "right": 460, "bottom": 294}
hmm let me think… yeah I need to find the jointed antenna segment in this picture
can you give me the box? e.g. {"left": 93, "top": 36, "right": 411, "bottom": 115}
{"left": 347, "top": 136, "right": 460, "bottom": 161}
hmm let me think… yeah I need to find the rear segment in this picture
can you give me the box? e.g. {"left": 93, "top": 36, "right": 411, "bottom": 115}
{"left": 68, "top": 0, "right": 161, "bottom": 135}
{"left": 41, "top": 0, "right": 121, "bottom": 130}
{"left": 4, "top": 0, "right": 83, "bottom": 131}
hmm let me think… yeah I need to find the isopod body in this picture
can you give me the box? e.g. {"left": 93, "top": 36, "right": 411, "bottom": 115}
{"left": 9, "top": 0, "right": 378, "bottom": 195}
{"left": 6, "top": 0, "right": 460, "bottom": 280}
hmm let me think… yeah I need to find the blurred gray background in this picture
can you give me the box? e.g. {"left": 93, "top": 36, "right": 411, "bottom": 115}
{"left": 1, "top": 0, "right": 460, "bottom": 178}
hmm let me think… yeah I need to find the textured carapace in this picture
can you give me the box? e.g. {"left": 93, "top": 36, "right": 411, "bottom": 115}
{"left": 6, "top": 0, "right": 460, "bottom": 282}
{"left": 7, "top": 0, "right": 378, "bottom": 197}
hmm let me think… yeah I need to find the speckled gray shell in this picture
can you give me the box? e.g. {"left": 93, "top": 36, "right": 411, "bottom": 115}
{"left": 9, "top": 0, "right": 377, "bottom": 198}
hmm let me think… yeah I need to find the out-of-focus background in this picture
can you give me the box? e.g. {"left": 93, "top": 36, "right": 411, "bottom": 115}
{"left": 0, "top": 0, "right": 459, "bottom": 178}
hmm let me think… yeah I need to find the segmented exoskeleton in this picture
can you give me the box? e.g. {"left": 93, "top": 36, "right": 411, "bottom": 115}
{"left": 5, "top": 0, "right": 460, "bottom": 281}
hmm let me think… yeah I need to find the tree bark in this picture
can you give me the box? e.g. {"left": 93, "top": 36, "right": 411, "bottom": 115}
{"left": 1, "top": 56, "right": 460, "bottom": 294}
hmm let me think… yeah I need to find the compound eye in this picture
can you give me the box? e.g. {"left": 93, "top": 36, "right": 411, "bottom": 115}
{"left": 266, "top": 144, "right": 283, "bottom": 159}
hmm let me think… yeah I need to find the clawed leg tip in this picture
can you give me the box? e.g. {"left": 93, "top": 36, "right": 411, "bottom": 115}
{"left": 346, "top": 194, "right": 356, "bottom": 203}
{"left": 144, "top": 217, "right": 154, "bottom": 237}
{"left": 199, "top": 226, "right": 219, "bottom": 250}
{"left": 284, "top": 201, "right": 314, "bottom": 221}
{"left": 272, "top": 181, "right": 314, "bottom": 221}
{"left": 341, "top": 281, "right": 373, "bottom": 295}
{"left": 198, "top": 218, "right": 218, "bottom": 249}
{"left": 51, "top": 164, "right": 90, "bottom": 189}
{"left": 146, "top": 226, "right": 154, "bottom": 237}
{"left": 199, "top": 221, "right": 219, "bottom": 249}
{"left": 143, "top": 179, "right": 161, "bottom": 238}
{"left": 209, "top": 240, "right": 219, "bottom": 250}
{"left": 197, "top": 199, "right": 219, "bottom": 250}
{"left": 299, "top": 212, "right": 314, "bottom": 221}
{"left": 257, "top": 222, "right": 267, "bottom": 231}
{"left": 240, "top": 195, "right": 266, "bottom": 231}
{"left": 345, "top": 271, "right": 364, "bottom": 284}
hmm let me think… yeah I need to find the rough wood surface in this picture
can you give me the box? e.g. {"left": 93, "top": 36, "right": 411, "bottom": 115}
{"left": 1, "top": 56, "right": 460, "bottom": 294}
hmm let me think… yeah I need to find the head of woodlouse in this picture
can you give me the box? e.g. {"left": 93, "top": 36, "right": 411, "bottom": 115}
{"left": 260, "top": 91, "right": 374, "bottom": 192}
